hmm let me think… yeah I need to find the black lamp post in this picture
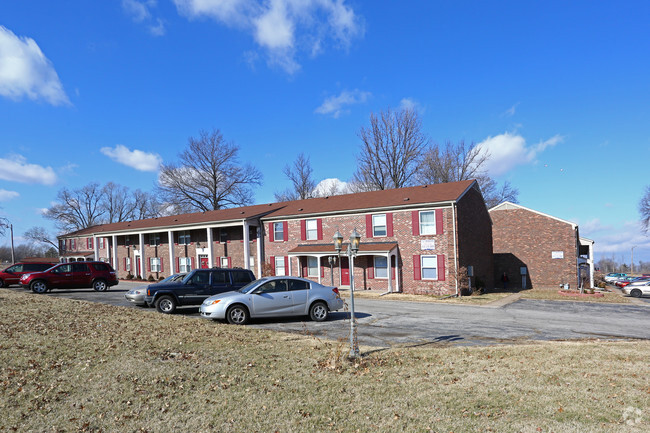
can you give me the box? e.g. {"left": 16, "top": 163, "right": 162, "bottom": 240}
{"left": 333, "top": 228, "right": 361, "bottom": 358}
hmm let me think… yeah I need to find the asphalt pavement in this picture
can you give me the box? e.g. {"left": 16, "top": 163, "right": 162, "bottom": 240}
{"left": 5, "top": 281, "right": 649, "bottom": 349}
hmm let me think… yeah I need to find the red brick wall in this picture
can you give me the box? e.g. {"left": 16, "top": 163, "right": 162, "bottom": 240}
{"left": 491, "top": 207, "right": 578, "bottom": 289}
{"left": 456, "top": 186, "right": 494, "bottom": 290}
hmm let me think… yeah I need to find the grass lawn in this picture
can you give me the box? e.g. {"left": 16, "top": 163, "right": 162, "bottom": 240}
{"left": 1, "top": 288, "right": 648, "bottom": 432}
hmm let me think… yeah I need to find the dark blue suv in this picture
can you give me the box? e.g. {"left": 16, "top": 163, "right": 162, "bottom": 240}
{"left": 144, "top": 268, "right": 255, "bottom": 314}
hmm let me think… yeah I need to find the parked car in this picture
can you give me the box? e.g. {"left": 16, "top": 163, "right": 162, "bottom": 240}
{"left": 0, "top": 261, "right": 57, "bottom": 288}
{"left": 124, "top": 273, "right": 186, "bottom": 306}
{"left": 199, "top": 276, "right": 345, "bottom": 325}
{"left": 617, "top": 276, "right": 650, "bottom": 288}
{"left": 621, "top": 280, "right": 650, "bottom": 298}
{"left": 20, "top": 261, "right": 118, "bottom": 293}
{"left": 614, "top": 276, "right": 639, "bottom": 288}
{"left": 144, "top": 267, "right": 255, "bottom": 314}
{"left": 604, "top": 272, "right": 627, "bottom": 283}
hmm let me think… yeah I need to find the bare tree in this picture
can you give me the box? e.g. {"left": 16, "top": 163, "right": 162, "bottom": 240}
{"left": 353, "top": 107, "right": 429, "bottom": 191}
{"left": 132, "top": 189, "right": 162, "bottom": 220}
{"left": 44, "top": 183, "right": 106, "bottom": 232}
{"left": 640, "top": 185, "right": 650, "bottom": 233}
{"left": 275, "top": 153, "right": 316, "bottom": 201}
{"left": 24, "top": 226, "right": 60, "bottom": 252}
{"left": 157, "top": 129, "right": 262, "bottom": 211}
{"left": 101, "top": 182, "right": 138, "bottom": 223}
{"left": 417, "top": 140, "right": 519, "bottom": 208}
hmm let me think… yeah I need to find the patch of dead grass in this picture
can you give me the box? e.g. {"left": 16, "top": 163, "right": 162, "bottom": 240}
{"left": 1, "top": 289, "right": 648, "bottom": 432}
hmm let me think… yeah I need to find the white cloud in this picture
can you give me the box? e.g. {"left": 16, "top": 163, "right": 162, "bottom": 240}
{"left": 475, "top": 132, "right": 563, "bottom": 177}
{"left": 122, "top": 0, "right": 166, "bottom": 36}
{"left": 0, "top": 189, "right": 19, "bottom": 201}
{"left": 315, "top": 89, "right": 371, "bottom": 118}
{"left": 0, "top": 155, "right": 57, "bottom": 185}
{"left": 399, "top": 97, "right": 424, "bottom": 113}
{"left": 173, "top": 0, "right": 363, "bottom": 74}
{"left": 313, "top": 178, "right": 351, "bottom": 196}
{"left": 0, "top": 26, "right": 70, "bottom": 105}
{"left": 502, "top": 102, "right": 519, "bottom": 117}
{"left": 100, "top": 144, "right": 162, "bottom": 172}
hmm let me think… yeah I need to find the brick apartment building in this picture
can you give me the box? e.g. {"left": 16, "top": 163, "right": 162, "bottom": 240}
{"left": 58, "top": 180, "right": 494, "bottom": 296}
{"left": 490, "top": 202, "right": 594, "bottom": 290}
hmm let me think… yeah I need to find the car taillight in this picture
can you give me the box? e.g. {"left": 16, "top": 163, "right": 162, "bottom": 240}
{"left": 332, "top": 287, "right": 339, "bottom": 295}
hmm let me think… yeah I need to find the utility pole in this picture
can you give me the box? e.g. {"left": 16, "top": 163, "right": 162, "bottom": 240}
{"left": 631, "top": 246, "right": 636, "bottom": 274}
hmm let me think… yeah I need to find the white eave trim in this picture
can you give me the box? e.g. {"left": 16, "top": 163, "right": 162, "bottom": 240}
{"left": 489, "top": 201, "right": 578, "bottom": 229}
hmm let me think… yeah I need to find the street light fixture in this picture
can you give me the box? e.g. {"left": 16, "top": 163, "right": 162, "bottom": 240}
{"left": 333, "top": 228, "right": 361, "bottom": 359}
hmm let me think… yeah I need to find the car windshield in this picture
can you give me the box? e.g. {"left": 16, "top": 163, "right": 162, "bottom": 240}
{"left": 238, "top": 278, "right": 266, "bottom": 293}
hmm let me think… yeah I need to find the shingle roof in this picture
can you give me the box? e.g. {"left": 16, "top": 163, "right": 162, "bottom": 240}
{"left": 61, "top": 180, "right": 477, "bottom": 238}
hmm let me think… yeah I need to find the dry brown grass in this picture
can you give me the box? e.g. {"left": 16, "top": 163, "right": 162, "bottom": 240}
{"left": 1, "top": 288, "right": 648, "bottom": 432}
{"left": 519, "top": 289, "right": 634, "bottom": 304}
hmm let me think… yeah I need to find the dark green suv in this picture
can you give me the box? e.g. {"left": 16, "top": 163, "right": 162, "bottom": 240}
{"left": 144, "top": 267, "right": 255, "bottom": 314}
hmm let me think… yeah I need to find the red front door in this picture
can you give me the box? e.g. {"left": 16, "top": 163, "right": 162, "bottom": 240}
{"left": 200, "top": 257, "right": 209, "bottom": 269}
{"left": 340, "top": 257, "right": 350, "bottom": 286}
{"left": 136, "top": 257, "right": 141, "bottom": 277}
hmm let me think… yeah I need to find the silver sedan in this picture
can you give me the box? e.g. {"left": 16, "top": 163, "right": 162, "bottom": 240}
{"left": 199, "top": 276, "right": 344, "bottom": 325}
{"left": 621, "top": 280, "right": 650, "bottom": 298}
{"left": 124, "top": 273, "right": 186, "bottom": 306}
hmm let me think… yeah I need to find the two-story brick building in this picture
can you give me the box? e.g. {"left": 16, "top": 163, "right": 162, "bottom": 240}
{"left": 58, "top": 180, "right": 494, "bottom": 296}
{"left": 490, "top": 202, "right": 595, "bottom": 290}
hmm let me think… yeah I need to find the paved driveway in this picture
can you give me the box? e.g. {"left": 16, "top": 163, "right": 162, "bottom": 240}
{"left": 6, "top": 282, "right": 650, "bottom": 348}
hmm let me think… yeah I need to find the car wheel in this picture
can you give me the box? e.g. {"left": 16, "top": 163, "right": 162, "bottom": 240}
{"left": 30, "top": 280, "right": 48, "bottom": 294}
{"left": 309, "top": 301, "right": 328, "bottom": 322}
{"left": 226, "top": 304, "right": 249, "bottom": 325}
{"left": 155, "top": 295, "right": 176, "bottom": 314}
{"left": 0, "top": 279, "right": 4, "bottom": 288}
{"left": 630, "top": 289, "right": 643, "bottom": 298}
{"left": 92, "top": 279, "right": 108, "bottom": 292}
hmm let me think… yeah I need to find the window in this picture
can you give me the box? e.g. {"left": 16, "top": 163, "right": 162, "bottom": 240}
{"left": 372, "top": 214, "right": 387, "bottom": 237}
{"left": 275, "top": 256, "right": 286, "bottom": 276}
{"left": 99, "top": 238, "right": 105, "bottom": 249}
{"left": 306, "top": 219, "right": 318, "bottom": 240}
{"left": 150, "top": 257, "right": 161, "bottom": 272}
{"left": 211, "top": 270, "right": 228, "bottom": 284}
{"left": 374, "top": 256, "right": 388, "bottom": 279}
{"left": 419, "top": 211, "right": 436, "bottom": 235}
{"left": 72, "top": 263, "right": 89, "bottom": 272}
{"left": 125, "top": 257, "right": 131, "bottom": 272}
{"left": 258, "top": 280, "right": 287, "bottom": 293}
{"left": 92, "top": 263, "right": 110, "bottom": 272}
{"left": 273, "top": 222, "right": 284, "bottom": 242}
{"left": 307, "top": 257, "right": 319, "bottom": 277}
{"left": 178, "top": 231, "right": 191, "bottom": 245}
{"left": 288, "top": 279, "right": 309, "bottom": 291}
{"left": 421, "top": 255, "right": 438, "bottom": 280}
{"left": 179, "top": 257, "right": 191, "bottom": 273}
{"left": 149, "top": 233, "right": 161, "bottom": 246}
{"left": 54, "top": 264, "right": 72, "bottom": 273}
{"left": 6, "top": 264, "right": 23, "bottom": 272}
{"left": 231, "top": 271, "right": 253, "bottom": 284}
{"left": 87, "top": 238, "right": 93, "bottom": 249}
{"left": 71, "top": 239, "right": 76, "bottom": 250}
{"left": 221, "top": 257, "right": 229, "bottom": 267}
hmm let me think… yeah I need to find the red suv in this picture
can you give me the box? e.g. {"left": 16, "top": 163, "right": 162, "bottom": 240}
{"left": 20, "top": 261, "right": 118, "bottom": 294}
{"left": 0, "top": 262, "right": 56, "bottom": 288}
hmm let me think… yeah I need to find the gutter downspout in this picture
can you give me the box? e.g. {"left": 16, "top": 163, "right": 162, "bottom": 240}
{"left": 452, "top": 202, "right": 459, "bottom": 297}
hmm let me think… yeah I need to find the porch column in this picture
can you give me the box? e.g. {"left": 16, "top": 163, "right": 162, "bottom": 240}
{"left": 387, "top": 252, "right": 393, "bottom": 293}
{"left": 139, "top": 233, "right": 146, "bottom": 278}
{"left": 242, "top": 220, "right": 250, "bottom": 270}
{"left": 168, "top": 230, "right": 175, "bottom": 274}
{"left": 93, "top": 236, "right": 99, "bottom": 261}
{"left": 317, "top": 256, "right": 322, "bottom": 284}
{"left": 111, "top": 235, "right": 118, "bottom": 271}
{"left": 207, "top": 228, "right": 214, "bottom": 267}
{"left": 256, "top": 225, "right": 263, "bottom": 278}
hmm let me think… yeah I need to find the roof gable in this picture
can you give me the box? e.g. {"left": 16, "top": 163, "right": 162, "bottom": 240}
{"left": 489, "top": 201, "right": 577, "bottom": 229}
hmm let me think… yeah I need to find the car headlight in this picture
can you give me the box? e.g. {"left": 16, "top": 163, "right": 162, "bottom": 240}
{"left": 204, "top": 299, "right": 221, "bottom": 306}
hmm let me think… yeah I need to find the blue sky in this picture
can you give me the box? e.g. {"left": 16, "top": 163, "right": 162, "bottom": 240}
{"left": 1, "top": 0, "right": 649, "bottom": 264}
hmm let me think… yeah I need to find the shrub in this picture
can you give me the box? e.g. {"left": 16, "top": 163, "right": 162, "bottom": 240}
{"left": 147, "top": 274, "right": 155, "bottom": 282}
{"left": 126, "top": 273, "right": 134, "bottom": 280}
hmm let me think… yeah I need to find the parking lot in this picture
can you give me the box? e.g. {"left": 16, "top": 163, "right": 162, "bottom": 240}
{"left": 7, "top": 281, "right": 650, "bottom": 348}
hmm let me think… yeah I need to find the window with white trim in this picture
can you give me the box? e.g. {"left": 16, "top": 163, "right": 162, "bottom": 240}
{"left": 149, "top": 233, "right": 161, "bottom": 246}
{"left": 273, "top": 222, "right": 284, "bottom": 241}
{"left": 419, "top": 211, "right": 436, "bottom": 235}
{"left": 125, "top": 257, "right": 131, "bottom": 272}
{"left": 150, "top": 257, "right": 161, "bottom": 272}
{"left": 178, "top": 231, "right": 191, "bottom": 245}
{"left": 306, "top": 219, "right": 318, "bottom": 240}
{"left": 179, "top": 257, "right": 191, "bottom": 273}
{"left": 275, "top": 256, "right": 286, "bottom": 276}
{"left": 99, "top": 238, "right": 105, "bottom": 249}
{"left": 421, "top": 255, "right": 438, "bottom": 280}
{"left": 221, "top": 257, "right": 229, "bottom": 267}
{"left": 374, "top": 256, "right": 388, "bottom": 279}
{"left": 71, "top": 239, "right": 76, "bottom": 250}
{"left": 307, "top": 257, "right": 319, "bottom": 277}
{"left": 372, "top": 214, "right": 387, "bottom": 237}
